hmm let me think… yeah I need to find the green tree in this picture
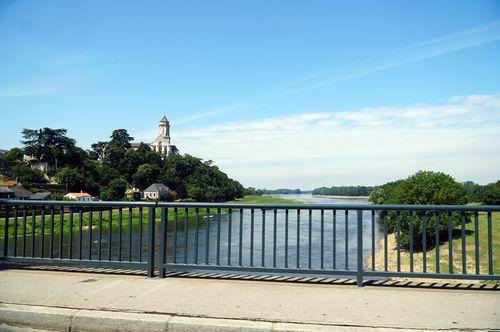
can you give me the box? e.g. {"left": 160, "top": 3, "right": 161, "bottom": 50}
{"left": 91, "top": 141, "right": 107, "bottom": 161}
{"left": 95, "top": 164, "right": 120, "bottom": 186}
{"left": 109, "top": 129, "right": 134, "bottom": 149}
{"left": 100, "top": 178, "right": 128, "bottom": 201}
{"left": 21, "top": 128, "right": 77, "bottom": 171}
{"left": 55, "top": 167, "right": 84, "bottom": 192}
{"left": 481, "top": 181, "right": 500, "bottom": 205}
{"left": 3, "top": 148, "right": 24, "bottom": 162}
{"left": 370, "top": 171, "right": 468, "bottom": 249}
{"left": 132, "top": 163, "right": 160, "bottom": 190}
{"left": 11, "top": 163, "right": 46, "bottom": 185}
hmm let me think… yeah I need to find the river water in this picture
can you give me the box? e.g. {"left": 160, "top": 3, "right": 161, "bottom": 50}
{"left": 163, "top": 194, "right": 380, "bottom": 270}
{"left": 9, "top": 194, "right": 382, "bottom": 271}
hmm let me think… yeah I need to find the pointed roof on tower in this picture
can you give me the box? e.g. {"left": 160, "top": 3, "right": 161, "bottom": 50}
{"left": 160, "top": 115, "right": 168, "bottom": 123}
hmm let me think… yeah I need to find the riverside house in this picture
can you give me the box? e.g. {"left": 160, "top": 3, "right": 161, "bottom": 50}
{"left": 64, "top": 191, "right": 95, "bottom": 202}
{"left": 143, "top": 183, "right": 170, "bottom": 200}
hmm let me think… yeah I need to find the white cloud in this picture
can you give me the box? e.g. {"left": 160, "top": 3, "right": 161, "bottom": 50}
{"left": 171, "top": 94, "right": 500, "bottom": 189}
{"left": 0, "top": 84, "right": 55, "bottom": 98}
{"left": 172, "top": 20, "right": 500, "bottom": 125}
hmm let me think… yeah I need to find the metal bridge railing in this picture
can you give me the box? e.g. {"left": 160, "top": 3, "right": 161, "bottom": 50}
{"left": 0, "top": 200, "right": 499, "bottom": 286}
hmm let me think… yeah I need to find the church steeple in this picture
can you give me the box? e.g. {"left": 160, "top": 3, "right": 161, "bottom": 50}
{"left": 159, "top": 115, "right": 170, "bottom": 136}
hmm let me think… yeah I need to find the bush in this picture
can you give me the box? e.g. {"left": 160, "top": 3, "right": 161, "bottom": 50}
{"left": 100, "top": 178, "right": 128, "bottom": 201}
{"left": 370, "top": 171, "right": 468, "bottom": 249}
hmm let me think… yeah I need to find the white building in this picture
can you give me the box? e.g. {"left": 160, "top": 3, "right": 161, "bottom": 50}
{"left": 143, "top": 183, "right": 170, "bottom": 200}
{"left": 132, "top": 116, "right": 178, "bottom": 156}
{"left": 64, "top": 191, "right": 95, "bottom": 202}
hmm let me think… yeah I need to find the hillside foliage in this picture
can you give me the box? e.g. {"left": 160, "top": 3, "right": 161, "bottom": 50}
{"left": 1, "top": 127, "right": 243, "bottom": 202}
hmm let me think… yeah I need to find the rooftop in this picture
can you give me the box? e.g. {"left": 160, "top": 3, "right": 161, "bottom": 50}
{"left": 10, "top": 186, "right": 33, "bottom": 198}
{"left": 29, "top": 192, "right": 52, "bottom": 200}
{"left": 65, "top": 192, "right": 92, "bottom": 198}
{"left": 144, "top": 183, "right": 170, "bottom": 192}
{"left": 0, "top": 180, "right": 18, "bottom": 187}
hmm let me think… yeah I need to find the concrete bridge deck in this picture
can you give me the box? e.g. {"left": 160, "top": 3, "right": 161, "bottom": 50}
{"left": 0, "top": 267, "right": 499, "bottom": 331}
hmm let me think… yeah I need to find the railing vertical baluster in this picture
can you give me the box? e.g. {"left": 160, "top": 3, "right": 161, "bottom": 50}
{"left": 320, "top": 209, "right": 324, "bottom": 270}
{"left": 285, "top": 209, "right": 289, "bottom": 269}
{"left": 40, "top": 209, "right": 45, "bottom": 258}
{"left": 435, "top": 214, "right": 440, "bottom": 273}
{"left": 371, "top": 210, "right": 375, "bottom": 271}
{"left": 217, "top": 208, "right": 221, "bottom": 265}
{"left": 345, "top": 210, "right": 348, "bottom": 270}
{"left": 49, "top": 207, "right": 54, "bottom": 259}
{"left": 31, "top": 208, "right": 35, "bottom": 258}
{"left": 474, "top": 212, "right": 479, "bottom": 274}
{"left": 195, "top": 208, "right": 199, "bottom": 264}
{"left": 396, "top": 211, "right": 401, "bottom": 272}
{"left": 250, "top": 209, "right": 254, "bottom": 267}
{"left": 205, "top": 208, "right": 210, "bottom": 265}
{"left": 422, "top": 215, "right": 427, "bottom": 273}
{"left": 410, "top": 211, "right": 414, "bottom": 272}
{"left": 261, "top": 209, "right": 266, "bottom": 267}
{"left": 238, "top": 209, "right": 243, "bottom": 266}
{"left": 357, "top": 210, "right": 363, "bottom": 287}
{"left": 333, "top": 210, "right": 336, "bottom": 270}
{"left": 228, "top": 208, "right": 232, "bottom": 266}
{"left": 30, "top": 206, "right": 35, "bottom": 258}
{"left": 308, "top": 209, "right": 312, "bottom": 270}
{"left": 128, "top": 207, "right": 132, "bottom": 262}
{"left": 448, "top": 212, "right": 453, "bottom": 274}
{"left": 173, "top": 207, "right": 178, "bottom": 264}
{"left": 139, "top": 207, "right": 143, "bottom": 262}
{"left": 273, "top": 209, "right": 277, "bottom": 268}
{"left": 78, "top": 209, "right": 83, "bottom": 260}
{"left": 22, "top": 207, "right": 27, "bottom": 257}
{"left": 296, "top": 209, "right": 300, "bottom": 269}
{"left": 13, "top": 207, "right": 18, "bottom": 257}
{"left": 88, "top": 208, "right": 93, "bottom": 260}
{"left": 159, "top": 207, "right": 167, "bottom": 278}
{"left": 147, "top": 206, "right": 156, "bottom": 278}
{"left": 59, "top": 207, "right": 64, "bottom": 259}
{"left": 2, "top": 206, "right": 8, "bottom": 257}
{"left": 98, "top": 210, "right": 102, "bottom": 261}
{"left": 184, "top": 208, "right": 189, "bottom": 264}
{"left": 383, "top": 212, "right": 388, "bottom": 272}
{"left": 108, "top": 208, "right": 112, "bottom": 261}
{"left": 461, "top": 212, "right": 466, "bottom": 274}
{"left": 487, "top": 211, "right": 493, "bottom": 275}
{"left": 118, "top": 207, "right": 122, "bottom": 261}
{"left": 69, "top": 208, "right": 73, "bottom": 259}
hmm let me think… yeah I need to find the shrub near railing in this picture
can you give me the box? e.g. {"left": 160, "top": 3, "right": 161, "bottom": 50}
{"left": 370, "top": 171, "right": 470, "bottom": 251}
{"left": 380, "top": 210, "right": 470, "bottom": 250}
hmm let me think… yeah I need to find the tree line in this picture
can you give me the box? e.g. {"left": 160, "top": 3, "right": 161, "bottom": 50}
{"left": 0, "top": 127, "right": 244, "bottom": 202}
{"left": 312, "top": 186, "right": 375, "bottom": 196}
{"left": 243, "top": 188, "right": 308, "bottom": 196}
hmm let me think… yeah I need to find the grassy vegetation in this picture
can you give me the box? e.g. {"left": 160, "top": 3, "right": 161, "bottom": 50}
{"left": 369, "top": 212, "right": 499, "bottom": 282}
{"left": 0, "top": 195, "right": 303, "bottom": 237}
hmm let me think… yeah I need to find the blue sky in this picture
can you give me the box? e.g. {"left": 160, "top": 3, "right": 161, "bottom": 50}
{"left": 1, "top": 1, "right": 500, "bottom": 188}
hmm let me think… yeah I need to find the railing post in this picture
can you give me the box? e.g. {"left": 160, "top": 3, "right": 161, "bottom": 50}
{"left": 158, "top": 207, "right": 167, "bottom": 278}
{"left": 147, "top": 205, "right": 156, "bottom": 278}
{"left": 357, "top": 210, "right": 364, "bottom": 287}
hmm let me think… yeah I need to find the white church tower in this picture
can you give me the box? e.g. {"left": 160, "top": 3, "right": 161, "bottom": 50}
{"left": 149, "top": 116, "right": 177, "bottom": 156}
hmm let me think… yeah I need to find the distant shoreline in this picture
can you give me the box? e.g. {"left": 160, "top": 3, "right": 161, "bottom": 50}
{"left": 312, "top": 194, "right": 370, "bottom": 199}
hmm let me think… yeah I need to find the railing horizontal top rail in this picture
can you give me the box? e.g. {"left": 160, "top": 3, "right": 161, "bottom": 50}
{"left": 1, "top": 199, "right": 499, "bottom": 212}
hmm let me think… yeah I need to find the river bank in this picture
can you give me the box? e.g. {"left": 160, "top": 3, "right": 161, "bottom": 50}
{"left": 312, "top": 195, "right": 370, "bottom": 199}
{"left": 364, "top": 211, "right": 499, "bottom": 283}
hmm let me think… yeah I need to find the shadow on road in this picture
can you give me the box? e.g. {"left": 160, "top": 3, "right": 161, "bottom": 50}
{"left": 1, "top": 262, "right": 498, "bottom": 292}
